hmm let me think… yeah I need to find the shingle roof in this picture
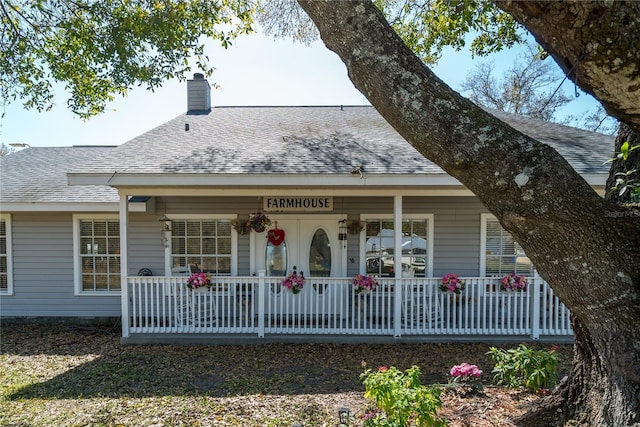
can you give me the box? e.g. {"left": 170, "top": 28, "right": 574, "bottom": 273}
{"left": 2, "top": 107, "right": 613, "bottom": 207}
{"left": 69, "top": 106, "right": 613, "bottom": 177}
{"left": 488, "top": 109, "right": 614, "bottom": 174}
{"left": 1, "top": 146, "right": 118, "bottom": 204}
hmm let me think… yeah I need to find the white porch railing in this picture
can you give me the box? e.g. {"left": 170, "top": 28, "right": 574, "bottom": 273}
{"left": 124, "top": 275, "right": 572, "bottom": 339}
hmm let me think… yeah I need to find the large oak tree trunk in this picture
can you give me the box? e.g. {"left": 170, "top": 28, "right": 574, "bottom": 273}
{"left": 297, "top": 1, "right": 640, "bottom": 425}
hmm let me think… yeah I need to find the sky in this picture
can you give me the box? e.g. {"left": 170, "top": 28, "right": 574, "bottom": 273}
{"left": 0, "top": 30, "right": 603, "bottom": 149}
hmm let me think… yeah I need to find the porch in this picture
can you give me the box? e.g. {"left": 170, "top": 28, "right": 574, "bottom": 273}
{"left": 122, "top": 274, "right": 572, "bottom": 343}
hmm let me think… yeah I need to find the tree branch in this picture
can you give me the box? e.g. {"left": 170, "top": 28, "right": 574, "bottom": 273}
{"left": 493, "top": 0, "right": 640, "bottom": 133}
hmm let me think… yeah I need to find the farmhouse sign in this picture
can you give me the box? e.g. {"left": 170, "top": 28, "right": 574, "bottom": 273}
{"left": 263, "top": 197, "right": 333, "bottom": 212}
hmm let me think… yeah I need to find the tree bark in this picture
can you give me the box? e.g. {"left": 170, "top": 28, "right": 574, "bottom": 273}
{"left": 297, "top": 1, "right": 640, "bottom": 425}
{"left": 493, "top": 1, "right": 640, "bottom": 134}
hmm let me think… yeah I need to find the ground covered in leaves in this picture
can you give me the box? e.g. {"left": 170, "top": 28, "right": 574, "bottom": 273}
{"left": 0, "top": 324, "right": 572, "bottom": 426}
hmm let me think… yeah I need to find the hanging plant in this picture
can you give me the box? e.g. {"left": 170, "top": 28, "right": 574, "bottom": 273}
{"left": 231, "top": 218, "right": 249, "bottom": 235}
{"left": 248, "top": 211, "right": 271, "bottom": 232}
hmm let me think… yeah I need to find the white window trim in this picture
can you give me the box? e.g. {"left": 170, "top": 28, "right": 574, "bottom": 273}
{"left": 359, "top": 213, "right": 434, "bottom": 277}
{"left": 0, "top": 214, "right": 13, "bottom": 295}
{"left": 73, "top": 214, "right": 120, "bottom": 296}
{"left": 166, "top": 214, "right": 238, "bottom": 276}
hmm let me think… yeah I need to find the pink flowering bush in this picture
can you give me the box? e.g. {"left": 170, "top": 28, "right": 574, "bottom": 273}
{"left": 450, "top": 362, "right": 482, "bottom": 378}
{"left": 449, "top": 362, "right": 483, "bottom": 393}
{"left": 186, "top": 272, "right": 211, "bottom": 289}
{"left": 500, "top": 272, "right": 528, "bottom": 291}
{"left": 440, "top": 273, "right": 465, "bottom": 294}
{"left": 282, "top": 268, "right": 305, "bottom": 294}
{"left": 353, "top": 274, "right": 379, "bottom": 294}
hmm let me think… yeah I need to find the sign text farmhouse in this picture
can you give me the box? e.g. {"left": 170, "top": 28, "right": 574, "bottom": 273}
{"left": 263, "top": 197, "right": 333, "bottom": 212}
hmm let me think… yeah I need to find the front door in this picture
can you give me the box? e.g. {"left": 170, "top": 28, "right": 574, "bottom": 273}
{"left": 254, "top": 215, "right": 346, "bottom": 314}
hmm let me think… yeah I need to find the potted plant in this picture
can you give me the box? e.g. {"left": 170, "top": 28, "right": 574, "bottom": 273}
{"left": 282, "top": 267, "right": 305, "bottom": 294}
{"left": 440, "top": 273, "right": 465, "bottom": 294}
{"left": 500, "top": 272, "right": 528, "bottom": 291}
{"left": 231, "top": 218, "right": 249, "bottom": 235}
{"left": 248, "top": 211, "right": 271, "bottom": 232}
{"left": 353, "top": 274, "right": 379, "bottom": 294}
{"left": 186, "top": 272, "right": 211, "bottom": 290}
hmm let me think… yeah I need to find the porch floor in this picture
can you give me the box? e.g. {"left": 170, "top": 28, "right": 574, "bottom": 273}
{"left": 121, "top": 332, "right": 574, "bottom": 346}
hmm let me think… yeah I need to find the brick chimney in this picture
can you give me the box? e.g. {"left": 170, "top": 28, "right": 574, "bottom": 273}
{"left": 187, "top": 73, "right": 211, "bottom": 113}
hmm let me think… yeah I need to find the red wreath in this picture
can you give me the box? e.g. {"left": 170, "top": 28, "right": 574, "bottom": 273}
{"left": 267, "top": 227, "right": 285, "bottom": 246}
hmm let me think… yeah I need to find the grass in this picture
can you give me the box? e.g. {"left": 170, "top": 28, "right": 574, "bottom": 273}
{"left": 0, "top": 324, "right": 573, "bottom": 426}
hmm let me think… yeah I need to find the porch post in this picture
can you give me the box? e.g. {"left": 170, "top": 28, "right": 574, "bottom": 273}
{"left": 393, "top": 195, "right": 402, "bottom": 338}
{"left": 119, "top": 194, "right": 130, "bottom": 338}
{"left": 530, "top": 271, "right": 542, "bottom": 339}
{"left": 258, "top": 269, "right": 265, "bottom": 338}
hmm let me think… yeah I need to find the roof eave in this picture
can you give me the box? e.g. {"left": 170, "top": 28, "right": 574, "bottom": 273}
{"left": 0, "top": 201, "right": 149, "bottom": 213}
{"left": 68, "top": 171, "right": 608, "bottom": 190}
{"left": 68, "top": 172, "right": 462, "bottom": 187}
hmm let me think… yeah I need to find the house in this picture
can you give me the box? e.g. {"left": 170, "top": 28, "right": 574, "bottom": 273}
{"left": 0, "top": 74, "right": 613, "bottom": 344}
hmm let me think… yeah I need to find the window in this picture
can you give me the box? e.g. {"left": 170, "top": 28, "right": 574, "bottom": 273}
{"left": 171, "top": 218, "right": 233, "bottom": 275}
{"left": 308, "top": 228, "right": 331, "bottom": 277}
{"left": 0, "top": 214, "right": 13, "bottom": 295}
{"left": 362, "top": 215, "right": 433, "bottom": 277}
{"left": 74, "top": 216, "right": 120, "bottom": 294}
{"left": 481, "top": 214, "right": 533, "bottom": 276}
{"left": 266, "top": 238, "right": 287, "bottom": 277}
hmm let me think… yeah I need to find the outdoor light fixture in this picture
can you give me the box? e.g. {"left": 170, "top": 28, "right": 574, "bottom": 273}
{"left": 338, "top": 407, "right": 351, "bottom": 425}
{"left": 159, "top": 215, "right": 172, "bottom": 248}
{"left": 338, "top": 219, "right": 348, "bottom": 241}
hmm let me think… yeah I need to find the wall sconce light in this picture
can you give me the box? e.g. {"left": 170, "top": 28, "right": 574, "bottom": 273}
{"left": 338, "top": 219, "right": 347, "bottom": 241}
{"left": 159, "top": 215, "right": 172, "bottom": 248}
{"left": 338, "top": 407, "right": 351, "bottom": 425}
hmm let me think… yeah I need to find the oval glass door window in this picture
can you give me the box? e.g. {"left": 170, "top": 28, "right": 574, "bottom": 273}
{"left": 266, "top": 239, "right": 287, "bottom": 294}
{"left": 309, "top": 228, "right": 331, "bottom": 294}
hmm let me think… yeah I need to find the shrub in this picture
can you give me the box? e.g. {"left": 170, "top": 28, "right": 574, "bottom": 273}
{"left": 360, "top": 366, "right": 448, "bottom": 427}
{"left": 487, "top": 344, "right": 559, "bottom": 392}
{"left": 448, "top": 362, "right": 483, "bottom": 394}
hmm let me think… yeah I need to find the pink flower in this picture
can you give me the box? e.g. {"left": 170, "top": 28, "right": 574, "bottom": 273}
{"left": 501, "top": 272, "right": 528, "bottom": 291}
{"left": 362, "top": 412, "right": 377, "bottom": 421}
{"left": 450, "top": 363, "right": 482, "bottom": 378}
{"left": 440, "top": 273, "right": 465, "bottom": 294}
{"left": 378, "top": 366, "right": 388, "bottom": 372}
{"left": 353, "top": 274, "right": 378, "bottom": 293}
{"left": 186, "top": 272, "right": 211, "bottom": 289}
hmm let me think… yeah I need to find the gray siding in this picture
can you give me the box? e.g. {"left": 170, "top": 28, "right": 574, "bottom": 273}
{"left": 425, "top": 197, "right": 483, "bottom": 276}
{"left": 2, "top": 213, "right": 120, "bottom": 317}
{"left": 1, "top": 196, "right": 491, "bottom": 318}
{"left": 128, "top": 212, "right": 166, "bottom": 276}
